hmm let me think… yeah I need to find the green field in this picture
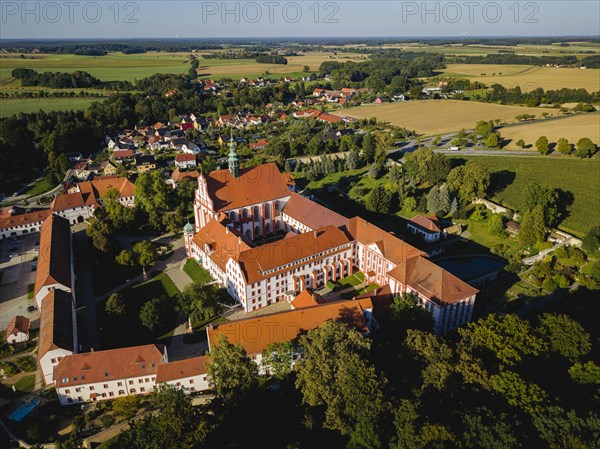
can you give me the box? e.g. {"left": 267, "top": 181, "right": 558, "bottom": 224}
{"left": 451, "top": 156, "right": 600, "bottom": 237}
{"left": 0, "top": 97, "right": 104, "bottom": 116}
{"left": 183, "top": 259, "right": 212, "bottom": 284}
{"left": 0, "top": 52, "right": 190, "bottom": 82}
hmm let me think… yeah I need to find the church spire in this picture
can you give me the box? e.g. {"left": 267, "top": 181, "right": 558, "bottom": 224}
{"left": 228, "top": 134, "right": 239, "bottom": 179}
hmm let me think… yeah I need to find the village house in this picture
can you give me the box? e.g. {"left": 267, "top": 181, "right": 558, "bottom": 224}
{"left": 169, "top": 169, "right": 200, "bottom": 189}
{"left": 155, "top": 355, "right": 211, "bottom": 394}
{"left": 175, "top": 153, "right": 197, "bottom": 169}
{"left": 112, "top": 150, "right": 135, "bottom": 163}
{"left": 135, "top": 155, "right": 157, "bottom": 173}
{"left": 407, "top": 215, "right": 442, "bottom": 243}
{"left": 5, "top": 316, "right": 30, "bottom": 344}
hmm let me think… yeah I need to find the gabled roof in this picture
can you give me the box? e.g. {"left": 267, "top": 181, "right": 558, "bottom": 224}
{"left": 113, "top": 150, "right": 134, "bottom": 159}
{"left": 290, "top": 289, "right": 326, "bottom": 309}
{"left": 54, "top": 344, "right": 165, "bottom": 387}
{"left": 205, "top": 162, "right": 291, "bottom": 212}
{"left": 51, "top": 192, "right": 86, "bottom": 211}
{"left": 77, "top": 177, "right": 135, "bottom": 201}
{"left": 347, "top": 217, "right": 423, "bottom": 266}
{"left": 0, "top": 209, "right": 51, "bottom": 230}
{"left": 38, "top": 289, "right": 74, "bottom": 360}
{"left": 175, "top": 153, "right": 196, "bottom": 162}
{"left": 155, "top": 355, "right": 210, "bottom": 383}
{"left": 207, "top": 300, "right": 368, "bottom": 355}
{"left": 34, "top": 214, "right": 71, "bottom": 295}
{"left": 409, "top": 215, "right": 441, "bottom": 233}
{"left": 192, "top": 220, "right": 251, "bottom": 272}
{"left": 6, "top": 315, "right": 30, "bottom": 338}
{"left": 237, "top": 225, "right": 351, "bottom": 284}
{"left": 172, "top": 169, "right": 200, "bottom": 183}
{"left": 282, "top": 193, "right": 348, "bottom": 231}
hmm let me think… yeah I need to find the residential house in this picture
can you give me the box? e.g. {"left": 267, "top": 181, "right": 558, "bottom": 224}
{"left": 135, "top": 155, "right": 157, "bottom": 173}
{"left": 175, "top": 153, "right": 197, "bottom": 169}
{"left": 407, "top": 215, "right": 442, "bottom": 242}
{"left": 249, "top": 139, "right": 269, "bottom": 151}
{"left": 5, "top": 316, "right": 30, "bottom": 344}
{"left": 112, "top": 150, "right": 135, "bottom": 164}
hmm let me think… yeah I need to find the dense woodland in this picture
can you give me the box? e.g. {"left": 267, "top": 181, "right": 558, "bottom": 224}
{"left": 11, "top": 68, "right": 101, "bottom": 88}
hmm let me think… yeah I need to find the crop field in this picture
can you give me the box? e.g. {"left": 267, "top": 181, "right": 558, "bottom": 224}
{"left": 500, "top": 113, "right": 600, "bottom": 149}
{"left": 440, "top": 64, "right": 600, "bottom": 91}
{"left": 0, "top": 52, "right": 191, "bottom": 82}
{"left": 0, "top": 97, "right": 103, "bottom": 116}
{"left": 333, "top": 100, "right": 550, "bottom": 135}
{"left": 196, "top": 51, "right": 365, "bottom": 79}
{"left": 450, "top": 156, "right": 600, "bottom": 237}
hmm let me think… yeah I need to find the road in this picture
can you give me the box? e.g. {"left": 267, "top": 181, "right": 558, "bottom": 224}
{"left": 2, "top": 169, "right": 73, "bottom": 207}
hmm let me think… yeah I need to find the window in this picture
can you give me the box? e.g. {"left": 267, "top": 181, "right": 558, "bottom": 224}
{"left": 89, "top": 386, "right": 95, "bottom": 391}
{"left": 109, "top": 392, "right": 114, "bottom": 397}
{"left": 117, "top": 382, "right": 123, "bottom": 387}
{"left": 104, "top": 384, "right": 109, "bottom": 389}
{"left": 140, "top": 387, "right": 145, "bottom": 392}
{"left": 65, "top": 389, "right": 71, "bottom": 394}
{"left": 129, "top": 380, "right": 134, "bottom": 385}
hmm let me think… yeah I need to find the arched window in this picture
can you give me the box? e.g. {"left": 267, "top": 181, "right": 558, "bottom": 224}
{"left": 244, "top": 229, "right": 251, "bottom": 239}
{"left": 274, "top": 201, "right": 280, "bottom": 215}
{"left": 275, "top": 220, "right": 281, "bottom": 230}
{"left": 229, "top": 211, "right": 237, "bottom": 221}
{"left": 253, "top": 206, "right": 260, "bottom": 221}
{"left": 254, "top": 226, "right": 261, "bottom": 237}
{"left": 264, "top": 203, "right": 271, "bottom": 219}
{"left": 265, "top": 222, "right": 271, "bottom": 233}
{"left": 242, "top": 208, "right": 249, "bottom": 219}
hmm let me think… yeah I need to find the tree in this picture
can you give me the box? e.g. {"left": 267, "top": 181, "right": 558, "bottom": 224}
{"left": 119, "top": 385, "right": 210, "bottom": 449}
{"left": 446, "top": 160, "right": 490, "bottom": 202}
{"left": 346, "top": 147, "right": 361, "bottom": 170}
{"left": 449, "top": 197, "right": 458, "bottom": 216}
{"left": 366, "top": 185, "right": 392, "bottom": 214}
{"left": 581, "top": 225, "right": 600, "bottom": 256}
{"left": 116, "top": 249, "right": 136, "bottom": 267}
{"left": 556, "top": 138, "right": 572, "bottom": 155}
{"left": 207, "top": 335, "right": 258, "bottom": 402}
{"left": 568, "top": 361, "right": 600, "bottom": 385}
{"left": 86, "top": 216, "right": 113, "bottom": 252}
{"left": 520, "top": 181, "right": 560, "bottom": 227}
{"left": 404, "top": 196, "right": 417, "bottom": 212}
{"left": 486, "top": 132, "right": 500, "bottom": 149}
{"left": 459, "top": 314, "right": 547, "bottom": 367}
{"left": 390, "top": 292, "right": 434, "bottom": 335}
{"left": 518, "top": 205, "right": 546, "bottom": 246}
{"left": 536, "top": 314, "right": 591, "bottom": 361}
{"left": 139, "top": 296, "right": 167, "bottom": 331}
{"left": 461, "top": 407, "right": 519, "bottom": 449}
{"left": 535, "top": 135, "right": 550, "bottom": 155}
{"left": 488, "top": 214, "right": 504, "bottom": 235}
{"left": 362, "top": 133, "right": 376, "bottom": 163}
{"left": 575, "top": 137, "right": 597, "bottom": 158}
{"left": 177, "top": 282, "right": 221, "bottom": 324}
{"left": 368, "top": 163, "right": 380, "bottom": 179}
{"left": 105, "top": 292, "right": 126, "bottom": 316}
{"left": 475, "top": 120, "right": 494, "bottom": 138}
{"left": 516, "top": 139, "right": 526, "bottom": 149}
{"left": 113, "top": 395, "right": 139, "bottom": 420}
{"left": 133, "top": 241, "right": 157, "bottom": 272}
{"left": 295, "top": 321, "right": 384, "bottom": 436}
{"left": 489, "top": 370, "right": 548, "bottom": 414}
{"left": 261, "top": 341, "right": 294, "bottom": 380}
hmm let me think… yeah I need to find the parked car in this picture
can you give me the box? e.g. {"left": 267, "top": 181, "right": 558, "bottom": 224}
{"left": 27, "top": 305, "right": 37, "bottom": 312}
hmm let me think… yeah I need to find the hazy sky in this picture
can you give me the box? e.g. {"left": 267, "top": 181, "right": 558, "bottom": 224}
{"left": 1, "top": 1, "right": 599, "bottom": 39}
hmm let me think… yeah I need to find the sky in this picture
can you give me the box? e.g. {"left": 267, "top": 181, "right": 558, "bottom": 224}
{"left": 0, "top": 1, "right": 599, "bottom": 39}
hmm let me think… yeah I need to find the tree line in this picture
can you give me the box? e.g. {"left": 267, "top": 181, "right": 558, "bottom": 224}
{"left": 11, "top": 68, "right": 101, "bottom": 88}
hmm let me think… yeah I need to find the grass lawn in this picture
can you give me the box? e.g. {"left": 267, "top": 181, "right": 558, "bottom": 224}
{"left": 21, "top": 177, "right": 54, "bottom": 197}
{"left": 336, "top": 274, "right": 362, "bottom": 288}
{"left": 450, "top": 156, "right": 600, "bottom": 237}
{"left": 183, "top": 259, "right": 213, "bottom": 284}
{"left": 0, "top": 373, "right": 36, "bottom": 398}
{"left": 0, "top": 97, "right": 105, "bottom": 117}
{"left": 96, "top": 272, "right": 179, "bottom": 350}
{"left": 27, "top": 284, "right": 34, "bottom": 299}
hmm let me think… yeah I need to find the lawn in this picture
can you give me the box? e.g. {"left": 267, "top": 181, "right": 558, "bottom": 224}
{"left": 332, "top": 100, "right": 555, "bottom": 136}
{"left": 450, "top": 156, "right": 600, "bottom": 237}
{"left": 0, "top": 97, "right": 104, "bottom": 117}
{"left": 0, "top": 373, "right": 36, "bottom": 398}
{"left": 21, "top": 177, "right": 54, "bottom": 197}
{"left": 183, "top": 259, "right": 212, "bottom": 284}
{"left": 96, "top": 272, "right": 179, "bottom": 350}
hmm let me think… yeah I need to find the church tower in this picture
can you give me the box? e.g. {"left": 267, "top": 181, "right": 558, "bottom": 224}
{"left": 228, "top": 134, "right": 239, "bottom": 179}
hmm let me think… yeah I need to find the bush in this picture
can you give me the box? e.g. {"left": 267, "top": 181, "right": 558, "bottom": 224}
{"left": 101, "top": 414, "right": 115, "bottom": 429}
{"left": 542, "top": 277, "right": 558, "bottom": 292}
{"left": 0, "top": 362, "right": 19, "bottom": 377}
{"left": 13, "top": 356, "right": 36, "bottom": 373}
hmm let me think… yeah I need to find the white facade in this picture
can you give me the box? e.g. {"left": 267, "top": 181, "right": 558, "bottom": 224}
{"left": 53, "top": 205, "right": 94, "bottom": 226}
{"left": 175, "top": 158, "right": 197, "bottom": 169}
{"left": 407, "top": 223, "right": 441, "bottom": 242}
{"left": 158, "top": 373, "right": 211, "bottom": 394}
{"left": 56, "top": 373, "right": 158, "bottom": 405}
{"left": 0, "top": 218, "right": 47, "bottom": 240}
{"left": 7, "top": 331, "right": 29, "bottom": 344}
{"left": 40, "top": 347, "right": 74, "bottom": 386}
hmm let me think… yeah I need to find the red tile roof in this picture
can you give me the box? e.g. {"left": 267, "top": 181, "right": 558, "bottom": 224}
{"left": 205, "top": 163, "right": 291, "bottom": 212}
{"left": 172, "top": 169, "right": 200, "bottom": 183}
{"left": 6, "top": 316, "right": 30, "bottom": 339}
{"left": 290, "top": 290, "right": 326, "bottom": 309}
{"left": 38, "top": 290, "right": 75, "bottom": 361}
{"left": 35, "top": 214, "right": 72, "bottom": 296}
{"left": 409, "top": 215, "right": 441, "bottom": 233}
{"left": 192, "top": 220, "right": 251, "bottom": 272}
{"left": 0, "top": 209, "right": 51, "bottom": 230}
{"left": 113, "top": 150, "right": 134, "bottom": 159}
{"left": 155, "top": 355, "right": 210, "bottom": 383}
{"left": 51, "top": 192, "right": 86, "bottom": 211}
{"left": 317, "top": 113, "right": 342, "bottom": 123}
{"left": 237, "top": 225, "right": 351, "bottom": 284}
{"left": 175, "top": 154, "right": 196, "bottom": 162}
{"left": 283, "top": 193, "right": 348, "bottom": 231}
{"left": 207, "top": 300, "right": 368, "bottom": 355}
{"left": 54, "top": 344, "right": 165, "bottom": 387}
